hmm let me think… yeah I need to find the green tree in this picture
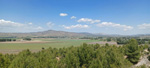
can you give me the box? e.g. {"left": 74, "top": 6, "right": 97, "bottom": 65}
{"left": 148, "top": 47, "right": 150, "bottom": 52}
{"left": 23, "top": 38, "right": 31, "bottom": 41}
{"left": 63, "top": 51, "right": 80, "bottom": 68}
{"left": 78, "top": 43, "right": 94, "bottom": 67}
{"left": 126, "top": 39, "right": 141, "bottom": 64}
{"left": 0, "top": 53, "right": 10, "bottom": 68}
{"left": 89, "top": 58, "right": 103, "bottom": 68}
{"left": 8, "top": 49, "right": 36, "bottom": 68}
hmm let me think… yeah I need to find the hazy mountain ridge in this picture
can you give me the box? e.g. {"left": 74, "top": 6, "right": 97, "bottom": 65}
{"left": 0, "top": 30, "right": 150, "bottom": 38}
{"left": 0, "top": 30, "right": 85, "bottom": 38}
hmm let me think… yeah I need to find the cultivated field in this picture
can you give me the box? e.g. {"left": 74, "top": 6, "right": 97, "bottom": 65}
{"left": 0, "top": 38, "right": 100, "bottom": 54}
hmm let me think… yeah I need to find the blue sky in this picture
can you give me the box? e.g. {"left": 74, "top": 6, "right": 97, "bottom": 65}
{"left": 0, "top": 0, "right": 150, "bottom": 35}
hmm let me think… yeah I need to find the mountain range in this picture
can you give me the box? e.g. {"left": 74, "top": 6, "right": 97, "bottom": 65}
{"left": 0, "top": 30, "right": 150, "bottom": 38}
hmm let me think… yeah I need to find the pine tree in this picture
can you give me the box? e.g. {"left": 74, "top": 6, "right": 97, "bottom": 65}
{"left": 126, "top": 39, "right": 141, "bottom": 64}
{"left": 0, "top": 53, "right": 10, "bottom": 68}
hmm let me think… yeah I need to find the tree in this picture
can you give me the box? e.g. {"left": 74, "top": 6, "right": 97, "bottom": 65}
{"left": 105, "top": 43, "right": 109, "bottom": 46}
{"left": 8, "top": 49, "right": 34, "bottom": 68}
{"left": 89, "top": 58, "right": 103, "bottom": 68}
{"left": 23, "top": 38, "right": 31, "bottom": 41}
{"left": 107, "top": 38, "right": 111, "bottom": 42}
{"left": 77, "top": 43, "right": 94, "bottom": 67}
{"left": 63, "top": 51, "right": 80, "bottom": 68}
{"left": 0, "top": 53, "right": 10, "bottom": 68}
{"left": 148, "top": 47, "right": 150, "bottom": 52}
{"left": 125, "top": 39, "right": 141, "bottom": 64}
{"left": 12, "top": 39, "right": 16, "bottom": 41}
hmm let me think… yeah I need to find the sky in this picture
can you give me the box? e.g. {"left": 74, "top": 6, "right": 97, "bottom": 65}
{"left": 0, "top": 0, "right": 150, "bottom": 35}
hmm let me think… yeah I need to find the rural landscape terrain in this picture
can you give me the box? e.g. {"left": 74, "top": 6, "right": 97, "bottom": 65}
{"left": 1, "top": 0, "right": 150, "bottom": 68}
{"left": 0, "top": 30, "right": 150, "bottom": 68}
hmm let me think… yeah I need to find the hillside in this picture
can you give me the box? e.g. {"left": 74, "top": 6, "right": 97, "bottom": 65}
{"left": 0, "top": 30, "right": 85, "bottom": 38}
{"left": 0, "top": 30, "right": 150, "bottom": 38}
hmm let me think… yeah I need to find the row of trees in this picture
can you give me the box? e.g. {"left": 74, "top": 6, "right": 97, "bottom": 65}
{"left": 0, "top": 39, "right": 16, "bottom": 42}
{"left": 0, "top": 39, "right": 149, "bottom": 68}
{"left": 0, "top": 38, "right": 33, "bottom": 42}
{"left": 80, "top": 37, "right": 150, "bottom": 45}
{"left": 23, "top": 38, "right": 32, "bottom": 41}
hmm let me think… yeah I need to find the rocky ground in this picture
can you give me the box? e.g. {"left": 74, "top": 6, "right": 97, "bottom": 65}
{"left": 132, "top": 49, "right": 150, "bottom": 68}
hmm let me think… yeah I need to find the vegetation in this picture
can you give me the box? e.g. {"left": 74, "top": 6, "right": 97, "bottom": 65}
{"left": 148, "top": 47, "right": 150, "bottom": 52}
{"left": 0, "top": 38, "right": 149, "bottom": 68}
{"left": 0, "top": 53, "right": 10, "bottom": 68}
{"left": 23, "top": 38, "right": 32, "bottom": 41}
{"left": 148, "top": 56, "right": 150, "bottom": 61}
{"left": 80, "top": 37, "right": 150, "bottom": 45}
{"left": 0, "top": 39, "right": 16, "bottom": 42}
{"left": 0, "top": 44, "right": 130, "bottom": 68}
{"left": 125, "top": 39, "right": 141, "bottom": 64}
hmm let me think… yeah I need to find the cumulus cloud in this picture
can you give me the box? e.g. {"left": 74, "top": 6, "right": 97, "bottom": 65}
{"left": 97, "top": 22, "right": 133, "bottom": 31}
{"left": 62, "top": 24, "right": 89, "bottom": 29}
{"left": 60, "top": 13, "right": 68, "bottom": 16}
{"left": 47, "top": 22, "right": 54, "bottom": 27}
{"left": 36, "top": 26, "right": 43, "bottom": 30}
{"left": 71, "top": 16, "right": 76, "bottom": 19}
{"left": 0, "top": 19, "right": 44, "bottom": 32}
{"left": 138, "top": 23, "right": 150, "bottom": 29}
{"left": 77, "top": 18, "right": 100, "bottom": 24}
{"left": 28, "top": 22, "right": 32, "bottom": 25}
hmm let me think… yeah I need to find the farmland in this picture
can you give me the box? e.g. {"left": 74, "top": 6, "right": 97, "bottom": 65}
{"left": 0, "top": 38, "right": 100, "bottom": 54}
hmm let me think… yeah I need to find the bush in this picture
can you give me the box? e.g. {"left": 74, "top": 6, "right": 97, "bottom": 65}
{"left": 148, "top": 56, "right": 150, "bottom": 61}
{"left": 12, "top": 39, "right": 16, "bottom": 41}
{"left": 148, "top": 47, "right": 150, "bottom": 52}
{"left": 23, "top": 38, "right": 31, "bottom": 41}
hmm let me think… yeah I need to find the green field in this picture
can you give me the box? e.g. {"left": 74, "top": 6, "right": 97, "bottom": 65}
{"left": 0, "top": 38, "right": 99, "bottom": 54}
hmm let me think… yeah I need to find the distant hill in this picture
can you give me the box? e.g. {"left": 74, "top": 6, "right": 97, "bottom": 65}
{"left": 0, "top": 30, "right": 85, "bottom": 38}
{"left": 0, "top": 30, "right": 150, "bottom": 38}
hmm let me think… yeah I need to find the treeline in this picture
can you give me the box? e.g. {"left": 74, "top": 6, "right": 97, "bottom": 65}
{"left": 0, "top": 38, "right": 31, "bottom": 42}
{"left": 117, "top": 38, "right": 150, "bottom": 45}
{"left": 80, "top": 37, "right": 150, "bottom": 45}
{"left": 0, "top": 39, "right": 16, "bottom": 42}
{"left": 32, "top": 36, "right": 68, "bottom": 38}
{"left": 23, "top": 38, "right": 32, "bottom": 41}
{"left": 0, "top": 39, "right": 149, "bottom": 68}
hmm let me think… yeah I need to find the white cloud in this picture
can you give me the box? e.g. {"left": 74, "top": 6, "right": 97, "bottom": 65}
{"left": 63, "top": 24, "right": 89, "bottom": 29}
{"left": 97, "top": 22, "right": 133, "bottom": 31}
{"left": 0, "top": 19, "right": 44, "bottom": 32}
{"left": 77, "top": 18, "right": 100, "bottom": 24}
{"left": 60, "top": 13, "right": 68, "bottom": 16}
{"left": 71, "top": 16, "right": 76, "bottom": 19}
{"left": 47, "top": 22, "right": 54, "bottom": 27}
{"left": 0, "top": 19, "right": 24, "bottom": 27}
{"left": 36, "top": 26, "right": 43, "bottom": 30}
{"left": 28, "top": 22, "right": 32, "bottom": 25}
{"left": 138, "top": 23, "right": 150, "bottom": 29}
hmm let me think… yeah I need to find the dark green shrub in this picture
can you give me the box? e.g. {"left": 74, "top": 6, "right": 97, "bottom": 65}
{"left": 23, "top": 38, "right": 31, "bottom": 41}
